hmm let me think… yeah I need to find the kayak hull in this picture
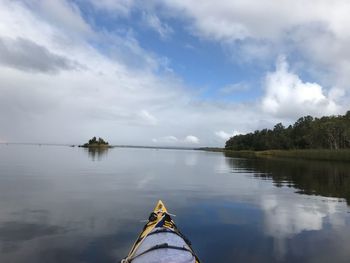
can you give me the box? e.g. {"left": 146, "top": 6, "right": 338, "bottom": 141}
{"left": 121, "top": 200, "right": 200, "bottom": 263}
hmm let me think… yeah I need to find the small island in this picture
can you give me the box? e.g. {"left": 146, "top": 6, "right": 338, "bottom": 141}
{"left": 79, "top": 137, "right": 111, "bottom": 148}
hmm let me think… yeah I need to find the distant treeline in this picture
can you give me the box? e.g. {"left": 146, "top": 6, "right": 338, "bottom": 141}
{"left": 225, "top": 111, "right": 350, "bottom": 151}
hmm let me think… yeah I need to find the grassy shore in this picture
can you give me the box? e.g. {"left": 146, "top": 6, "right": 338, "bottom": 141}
{"left": 200, "top": 148, "right": 350, "bottom": 162}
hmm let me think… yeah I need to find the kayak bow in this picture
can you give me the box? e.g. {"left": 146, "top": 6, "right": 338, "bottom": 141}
{"left": 121, "top": 200, "right": 200, "bottom": 263}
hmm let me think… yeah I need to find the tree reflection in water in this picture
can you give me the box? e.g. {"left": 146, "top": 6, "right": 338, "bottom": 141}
{"left": 224, "top": 152, "right": 350, "bottom": 205}
{"left": 86, "top": 147, "right": 109, "bottom": 161}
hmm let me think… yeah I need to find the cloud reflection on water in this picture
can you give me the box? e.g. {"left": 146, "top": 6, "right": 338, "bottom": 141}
{"left": 260, "top": 194, "right": 346, "bottom": 260}
{"left": 1, "top": 146, "right": 350, "bottom": 262}
{"left": 224, "top": 155, "right": 350, "bottom": 261}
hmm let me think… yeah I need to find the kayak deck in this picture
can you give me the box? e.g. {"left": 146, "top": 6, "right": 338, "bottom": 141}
{"left": 121, "top": 200, "right": 200, "bottom": 263}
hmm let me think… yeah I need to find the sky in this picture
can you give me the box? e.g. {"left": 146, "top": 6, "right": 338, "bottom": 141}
{"left": 0, "top": 0, "right": 349, "bottom": 146}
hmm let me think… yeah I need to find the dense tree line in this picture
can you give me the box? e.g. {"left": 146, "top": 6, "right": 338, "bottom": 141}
{"left": 225, "top": 111, "right": 350, "bottom": 150}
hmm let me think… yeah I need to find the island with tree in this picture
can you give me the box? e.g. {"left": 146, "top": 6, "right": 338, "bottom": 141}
{"left": 79, "top": 137, "right": 112, "bottom": 148}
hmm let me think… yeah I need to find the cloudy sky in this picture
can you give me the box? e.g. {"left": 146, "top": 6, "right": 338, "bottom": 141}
{"left": 0, "top": 0, "right": 349, "bottom": 146}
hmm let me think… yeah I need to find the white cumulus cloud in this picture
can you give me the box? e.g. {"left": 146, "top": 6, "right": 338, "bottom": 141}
{"left": 1, "top": 0, "right": 349, "bottom": 147}
{"left": 215, "top": 131, "right": 231, "bottom": 140}
{"left": 159, "top": 0, "right": 350, "bottom": 95}
{"left": 262, "top": 57, "right": 341, "bottom": 119}
{"left": 184, "top": 135, "right": 199, "bottom": 144}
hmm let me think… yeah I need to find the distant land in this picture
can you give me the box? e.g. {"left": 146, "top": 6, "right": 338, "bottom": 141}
{"left": 0, "top": 142, "right": 198, "bottom": 151}
{"left": 2, "top": 111, "right": 349, "bottom": 162}
{"left": 201, "top": 111, "right": 350, "bottom": 162}
{"left": 225, "top": 110, "right": 350, "bottom": 151}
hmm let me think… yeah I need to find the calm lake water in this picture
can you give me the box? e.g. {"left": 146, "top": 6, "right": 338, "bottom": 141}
{"left": 1, "top": 145, "right": 350, "bottom": 263}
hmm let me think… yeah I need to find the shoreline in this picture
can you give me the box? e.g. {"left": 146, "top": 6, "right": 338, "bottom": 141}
{"left": 199, "top": 148, "right": 350, "bottom": 162}
{"left": 79, "top": 145, "right": 113, "bottom": 148}
{"left": 2, "top": 143, "right": 350, "bottom": 162}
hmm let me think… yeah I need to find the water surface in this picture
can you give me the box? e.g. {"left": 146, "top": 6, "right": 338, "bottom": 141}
{"left": 0, "top": 145, "right": 350, "bottom": 262}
